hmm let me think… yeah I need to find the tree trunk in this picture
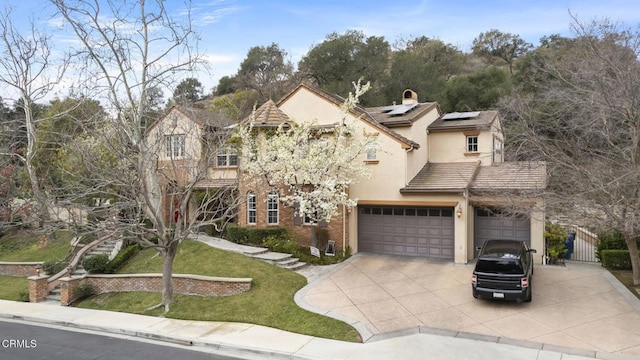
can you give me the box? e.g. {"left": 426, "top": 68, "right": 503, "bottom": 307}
{"left": 626, "top": 235, "right": 640, "bottom": 286}
{"left": 161, "top": 240, "right": 179, "bottom": 313}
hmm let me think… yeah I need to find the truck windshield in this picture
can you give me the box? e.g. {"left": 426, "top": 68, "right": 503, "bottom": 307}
{"left": 475, "top": 259, "right": 523, "bottom": 274}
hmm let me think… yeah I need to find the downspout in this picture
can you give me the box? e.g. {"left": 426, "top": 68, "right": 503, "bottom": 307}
{"left": 342, "top": 204, "right": 346, "bottom": 252}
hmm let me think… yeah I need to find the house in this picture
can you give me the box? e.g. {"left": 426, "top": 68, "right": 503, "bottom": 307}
{"left": 151, "top": 84, "right": 546, "bottom": 265}
{"left": 236, "top": 84, "right": 546, "bottom": 264}
{"left": 144, "top": 105, "right": 238, "bottom": 226}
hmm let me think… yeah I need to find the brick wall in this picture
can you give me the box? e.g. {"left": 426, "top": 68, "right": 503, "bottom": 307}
{"left": 0, "top": 262, "right": 43, "bottom": 277}
{"left": 28, "top": 276, "right": 49, "bottom": 302}
{"left": 58, "top": 274, "right": 252, "bottom": 306}
{"left": 237, "top": 179, "right": 351, "bottom": 251}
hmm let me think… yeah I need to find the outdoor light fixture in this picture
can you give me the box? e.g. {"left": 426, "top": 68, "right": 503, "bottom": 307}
{"left": 456, "top": 205, "right": 463, "bottom": 218}
{"left": 35, "top": 264, "right": 42, "bottom": 276}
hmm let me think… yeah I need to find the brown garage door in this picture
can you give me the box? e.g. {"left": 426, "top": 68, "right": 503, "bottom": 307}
{"left": 474, "top": 207, "right": 530, "bottom": 256}
{"left": 358, "top": 206, "right": 454, "bottom": 259}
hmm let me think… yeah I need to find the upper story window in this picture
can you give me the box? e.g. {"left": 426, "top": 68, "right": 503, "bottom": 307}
{"left": 247, "top": 192, "right": 256, "bottom": 225}
{"left": 217, "top": 147, "right": 238, "bottom": 167}
{"left": 466, "top": 135, "right": 478, "bottom": 153}
{"left": 267, "top": 192, "right": 279, "bottom": 225}
{"left": 165, "top": 134, "right": 186, "bottom": 158}
{"left": 493, "top": 137, "right": 504, "bottom": 162}
{"left": 365, "top": 142, "right": 378, "bottom": 162}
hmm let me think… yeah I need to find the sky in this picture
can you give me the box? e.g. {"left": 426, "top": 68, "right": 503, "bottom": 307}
{"left": 4, "top": 0, "right": 640, "bottom": 101}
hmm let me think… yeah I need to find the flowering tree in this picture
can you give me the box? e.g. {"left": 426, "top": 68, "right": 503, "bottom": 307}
{"left": 237, "top": 81, "right": 375, "bottom": 247}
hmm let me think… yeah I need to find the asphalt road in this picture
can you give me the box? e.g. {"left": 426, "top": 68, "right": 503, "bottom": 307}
{"left": 0, "top": 319, "right": 244, "bottom": 360}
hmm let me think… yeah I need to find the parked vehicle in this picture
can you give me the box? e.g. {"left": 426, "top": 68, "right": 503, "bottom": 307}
{"left": 472, "top": 239, "right": 536, "bottom": 303}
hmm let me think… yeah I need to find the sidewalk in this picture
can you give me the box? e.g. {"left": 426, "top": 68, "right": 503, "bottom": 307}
{"left": 0, "top": 299, "right": 626, "bottom": 360}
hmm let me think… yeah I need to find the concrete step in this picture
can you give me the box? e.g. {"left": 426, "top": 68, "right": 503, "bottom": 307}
{"left": 249, "top": 251, "right": 292, "bottom": 265}
{"left": 284, "top": 262, "right": 308, "bottom": 271}
{"left": 277, "top": 258, "right": 300, "bottom": 267}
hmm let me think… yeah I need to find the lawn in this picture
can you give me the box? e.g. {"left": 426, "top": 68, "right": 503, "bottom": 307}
{"left": 0, "top": 230, "right": 73, "bottom": 262}
{"left": 609, "top": 269, "right": 640, "bottom": 300}
{"left": 0, "top": 275, "right": 28, "bottom": 301}
{"left": 76, "top": 240, "right": 361, "bottom": 342}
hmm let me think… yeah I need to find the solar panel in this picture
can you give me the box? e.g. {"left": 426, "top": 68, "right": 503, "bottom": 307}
{"left": 387, "top": 103, "right": 418, "bottom": 115}
{"left": 379, "top": 105, "right": 397, "bottom": 113}
{"left": 442, "top": 111, "right": 480, "bottom": 120}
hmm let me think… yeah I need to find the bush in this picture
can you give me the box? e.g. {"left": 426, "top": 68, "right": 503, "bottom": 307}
{"left": 263, "top": 235, "right": 298, "bottom": 254}
{"left": 82, "top": 255, "right": 109, "bottom": 274}
{"left": 600, "top": 250, "right": 633, "bottom": 269}
{"left": 42, "top": 260, "right": 67, "bottom": 275}
{"left": 545, "top": 222, "right": 567, "bottom": 264}
{"left": 18, "top": 290, "right": 29, "bottom": 302}
{"left": 596, "top": 231, "right": 640, "bottom": 261}
{"left": 105, "top": 244, "right": 140, "bottom": 274}
{"left": 226, "top": 225, "right": 288, "bottom": 246}
{"left": 73, "top": 283, "right": 95, "bottom": 301}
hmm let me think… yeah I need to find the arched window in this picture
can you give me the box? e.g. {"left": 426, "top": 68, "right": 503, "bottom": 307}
{"left": 247, "top": 192, "right": 256, "bottom": 225}
{"left": 267, "top": 192, "right": 279, "bottom": 225}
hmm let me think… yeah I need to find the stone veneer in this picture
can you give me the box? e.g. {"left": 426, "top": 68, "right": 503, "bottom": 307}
{"left": 0, "top": 262, "right": 43, "bottom": 277}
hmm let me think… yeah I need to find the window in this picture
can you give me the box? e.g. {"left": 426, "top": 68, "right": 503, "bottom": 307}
{"left": 493, "top": 137, "right": 504, "bottom": 162}
{"left": 247, "top": 192, "right": 256, "bottom": 224}
{"left": 217, "top": 147, "right": 238, "bottom": 167}
{"left": 267, "top": 192, "right": 279, "bottom": 224}
{"left": 165, "top": 134, "right": 186, "bottom": 158}
{"left": 466, "top": 135, "right": 478, "bottom": 153}
{"left": 365, "top": 142, "right": 378, "bottom": 161}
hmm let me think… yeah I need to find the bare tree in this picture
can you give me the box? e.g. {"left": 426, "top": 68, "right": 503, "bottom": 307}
{"left": 51, "top": 0, "right": 231, "bottom": 312}
{"left": 0, "top": 7, "right": 67, "bottom": 243}
{"left": 501, "top": 17, "right": 640, "bottom": 284}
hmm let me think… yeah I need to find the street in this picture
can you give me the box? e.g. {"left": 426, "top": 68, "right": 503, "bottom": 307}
{"left": 0, "top": 319, "right": 244, "bottom": 360}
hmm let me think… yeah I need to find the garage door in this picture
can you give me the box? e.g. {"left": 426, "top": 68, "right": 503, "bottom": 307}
{"left": 358, "top": 206, "right": 454, "bottom": 259}
{"left": 474, "top": 207, "right": 530, "bottom": 255}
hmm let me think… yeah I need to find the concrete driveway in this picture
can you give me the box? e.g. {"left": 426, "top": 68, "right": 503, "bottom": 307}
{"left": 297, "top": 253, "right": 640, "bottom": 358}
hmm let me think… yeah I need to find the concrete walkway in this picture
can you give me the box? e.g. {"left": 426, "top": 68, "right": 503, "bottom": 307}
{"left": 1, "top": 235, "right": 636, "bottom": 359}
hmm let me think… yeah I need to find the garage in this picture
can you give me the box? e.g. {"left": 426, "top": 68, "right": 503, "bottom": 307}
{"left": 474, "top": 207, "right": 530, "bottom": 255}
{"left": 358, "top": 206, "right": 454, "bottom": 259}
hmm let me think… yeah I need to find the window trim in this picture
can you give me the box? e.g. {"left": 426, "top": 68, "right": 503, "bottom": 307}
{"left": 267, "top": 192, "right": 279, "bottom": 225}
{"left": 216, "top": 147, "right": 238, "bottom": 168}
{"left": 165, "top": 134, "right": 186, "bottom": 158}
{"left": 247, "top": 192, "right": 256, "bottom": 225}
{"left": 466, "top": 135, "right": 479, "bottom": 153}
{"left": 365, "top": 142, "right": 378, "bottom": 163}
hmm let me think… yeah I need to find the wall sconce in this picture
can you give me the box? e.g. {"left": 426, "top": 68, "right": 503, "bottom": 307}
{"left": 456, "top": 205, "right": 463, "bottom": 218}
{"left": 35, "top": 264, "right": 42, "bottom": 276}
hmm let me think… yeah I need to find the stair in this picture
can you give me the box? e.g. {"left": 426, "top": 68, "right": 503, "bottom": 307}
{"left": 45, "top": 285, "right": 61, "bottom": 302}
{"left": 248, "top": 251, "right": 308, "bottom": 271}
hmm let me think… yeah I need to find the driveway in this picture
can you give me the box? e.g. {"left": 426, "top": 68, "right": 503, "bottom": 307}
{"left": 297, "top": 253, "right": 640, "bottom": 358}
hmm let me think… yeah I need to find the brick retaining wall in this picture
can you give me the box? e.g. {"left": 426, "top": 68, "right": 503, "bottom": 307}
{"left": 58, "top": 274, "right": 252, "bottom": 305}
{"left": 0, "top": 262, "right": 43, "bottom": 277}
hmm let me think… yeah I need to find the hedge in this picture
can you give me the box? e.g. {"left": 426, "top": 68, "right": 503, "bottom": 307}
{"left": 226, "top": 224, "right": 288, "bottom": 246}
{"left": 105, "top": 244, "right": 140, "bottom": 274}
{"left": 600, "top": 250, "right": 633, "bottom": 270}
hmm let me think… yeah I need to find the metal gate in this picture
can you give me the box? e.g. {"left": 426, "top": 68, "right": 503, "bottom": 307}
{"left": 563, "top": 225, "right": 598, "bottom": 262}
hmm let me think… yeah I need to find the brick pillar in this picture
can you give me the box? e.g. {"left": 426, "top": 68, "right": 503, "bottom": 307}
{"left": 28, "top": 276, "right": 49, "bottom": 303}
{"left": 59, "top": 277, "right": 83, "bottom": 306}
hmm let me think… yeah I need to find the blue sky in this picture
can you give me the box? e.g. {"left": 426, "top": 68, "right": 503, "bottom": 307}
{"left": 5, "top": 0, "right": 640, "bottom": 97}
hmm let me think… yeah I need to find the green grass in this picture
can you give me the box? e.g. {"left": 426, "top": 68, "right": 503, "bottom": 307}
{"left": 0, "top": 230, "right": 73, "bottom": 262}
{"left": 609, "top": 269, "right": 640, "bottom": 300}
{"left": 76, "top": 240, "right": 361, "bottom": 342}
{"left": 0, "top": 275, "right": 29, "bottom": 301}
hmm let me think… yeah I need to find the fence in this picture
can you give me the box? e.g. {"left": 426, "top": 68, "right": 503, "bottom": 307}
{"left": 564, "top": 224, "right": 599, "bottom": 262}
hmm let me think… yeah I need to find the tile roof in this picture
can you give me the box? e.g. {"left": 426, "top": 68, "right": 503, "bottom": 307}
{"left": 401, "top": 162, "right": 480, "bottom": 193}
{"left": 401, "top": 161, "right": 547, "bottom": 193}
{"left": 174, "top": 105, "right": 235, "bottom": 128}
{"left": 249, "top": 99, "right": 291, "bottom": 128}
{"left": 470, "top": 161, "right": 547, "bottom": 192}
{"left": 194, "top": 178, "right": 237, "bottom": 189}
{"left": 428, "top": 110, "right": 499, "bottom": 131}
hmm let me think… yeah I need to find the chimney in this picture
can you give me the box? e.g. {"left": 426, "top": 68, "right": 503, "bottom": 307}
{"left": 402, "top": 89, "right": 418, "bottom": 105}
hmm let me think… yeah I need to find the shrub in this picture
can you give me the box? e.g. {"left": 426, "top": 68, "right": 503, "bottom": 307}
{"left": 82, "top": 254, "right": 109, "bottom": 274}
{"left": 596, "top": 231, "right": 640, "bottom": 261}
{"left": 73, "top": 283, "right": 95, "bottom": 301}
{"left": 42, "top": 260, "right": 67, "bottom": 275}
{"left": 226, "top": 225, "right": 288, "bottom": 246}
{"left": 263, "top": 235, "right": 298, "bottom": 254}
{"left": 18, "top": 290, "right": 29, "bottom": 302}
{"left": 545, "top": 222, "right": 567, "bottom": 264}
{"left": 105, "top": 244, "right": 140, "bottom": 274}
{"left": 600, "top": 250, "right": 633, "bottom": 270}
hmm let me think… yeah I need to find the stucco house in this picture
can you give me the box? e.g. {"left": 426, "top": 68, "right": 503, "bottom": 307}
{"left": 150, "top": 83, "right": 546, "bottom": 265}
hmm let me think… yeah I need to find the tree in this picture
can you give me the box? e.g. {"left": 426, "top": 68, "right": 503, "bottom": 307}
{"left": 214, "top": 75, "right": 236, "bottom": 96}
{"left": 236, "top": 43, "right": 295, "bottom": 102}
{"left": 0, "top": 7, "right": 67, "bottom": 242}
{"left": 237, "top": 81, "right": 374, "bottom": 246}
{"left": 500, "top": 17, "right": 640, "bottom": 284}
{"left": 385, "top": 36, "right": 466, "bottom": 103}
{"left": 51, "top": 0, "right": 223, "bottom": 312}
{"left": 472, "top": 29, "right": 533, "bottom": 75}
{"left": 298, "top": 30, "right": 390, "bottom": 105}
{"left": 171, "top": 78, "right": 203, "bottom": 105}
{"left": 441, "top": 67, "right": 511, "bottom": 112}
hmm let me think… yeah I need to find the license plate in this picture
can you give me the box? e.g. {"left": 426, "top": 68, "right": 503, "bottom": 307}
{"left": 493, "top": 292, "right": 504, "bottom": 299}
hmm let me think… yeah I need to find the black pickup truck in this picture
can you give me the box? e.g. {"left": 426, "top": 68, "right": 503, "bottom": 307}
{"left": 472, "top": 239, "right": 537, "bottom": 303}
